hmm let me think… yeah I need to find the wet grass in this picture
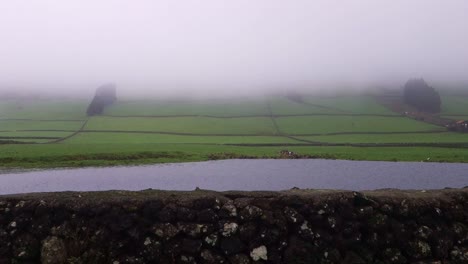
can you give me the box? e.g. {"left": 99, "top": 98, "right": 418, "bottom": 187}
{"left": 64, "top": 132, "right": 299, "bottom": 144}
{"left": 296, "top": 132, "right": 468, "bottom": 143}
{"left": 1, "top": 143, "right": 468, "bottom": 168}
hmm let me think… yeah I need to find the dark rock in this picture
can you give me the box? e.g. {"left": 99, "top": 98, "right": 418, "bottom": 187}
{"left": 284, "top": 236, "right": 318, "bottom": 264}
{"left": 353, "top": 192, "right": 378, "bottom": 207}
{"left": 178, "top": 255, "right": 196, "bottom": 264}
{"left": 203, "top": 233, "right": 219, "bottom": 247}
{"left": 342, "top": 251, "right": 366, "bottom": 264}
{"left": 198, "top": 209, "right": 219, "bottom": 223}
{"left": 200, "top": 249, "right": 227, "bottom": 264}
{"left": 381, "top": 248, "right": 407, "bottom": 264}
{"left": 142, "top": 200, "right": 163, "bottom": 219}
{"left": 158, "top": 206, "right": 176, "bottom": 222}
{"left": 450, "top": 246, "right": 468, "bottom": 263}
{"left": 140, "top": 238, "right": 162, "bottom": 261}
{"left": 229, "top": 253, "right": 251, "bottom": 264}
{"left": 239, "top": 222, "right": 257, "bottom": 242}
{"left": 405, "top": 240, "right": 432, "bottom": 260}
{"left": 452, "top": 222, "right": 468, "bottom": 244}
{"left": 193, "top": 197, "right": 220, "bottom": 210}
{"left": 220, "top": 237, "right": 245, "bottom": 255}
{"left": 153, "top": 223, "right": 179, "bottom": 240}
{"left": 178, "top": 223, "right": 211, "bottom": 238}
{"left": 180, "top": 238, "right": 202, "bottom": 254}
{"left": 219, "top": 202, "right": 237, "bottom": 219}
{"left": 12, "top": 233, "right": 40, "bottom": 260}
{"left": 284, "top": 207, "right": 304, "bottom": 224}
{"left": 415, "top": 225, "right": 432, "bottom": 240}
{"left": 177, "top": 207, "right": 197, "bottom": 221}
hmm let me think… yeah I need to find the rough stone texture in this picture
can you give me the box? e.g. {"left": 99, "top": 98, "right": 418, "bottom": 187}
{"left": 0, "top": 188, "right": 466, "bottom": 263}
{"left": 40, "top": 236, "right": 67, "bottom": 264}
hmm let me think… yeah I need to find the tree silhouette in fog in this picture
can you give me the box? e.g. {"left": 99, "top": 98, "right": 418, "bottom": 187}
{"left": 86, "top": 83, "right": 117, "bottom": 116}
{"left": 403, "top": 79, "right": 441, "bottom": 113}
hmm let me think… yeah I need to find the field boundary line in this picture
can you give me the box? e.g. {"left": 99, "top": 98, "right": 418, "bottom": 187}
{"left": 48, "top": 120, "right": 89, "bottom": 143}
{"left": 101, "top": 113, "right": 402, "bottom": 118}
{"left": 0, "top": 119, "right": 86, "bottom": 122}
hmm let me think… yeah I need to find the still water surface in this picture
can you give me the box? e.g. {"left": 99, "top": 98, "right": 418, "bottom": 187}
{"left": 0, "top": 159, "right": 467, "bottom": 195}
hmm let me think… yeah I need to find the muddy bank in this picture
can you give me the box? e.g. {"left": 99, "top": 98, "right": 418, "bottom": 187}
{"left": 0, "top": 188, "right": 467, "bottom": 263}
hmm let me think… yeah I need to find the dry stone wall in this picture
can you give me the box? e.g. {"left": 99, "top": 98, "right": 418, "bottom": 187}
{"left": 0, "top": 189, "right": 467, "bottom": 263}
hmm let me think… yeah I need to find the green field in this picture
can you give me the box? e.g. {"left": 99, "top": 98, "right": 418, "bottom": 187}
{"left": 275, "top": 116, "right": 442, "bottom": 135}
{"left": 440, "top": 95, "right": 468, "bottom": 116}
{"left": 104, "top": 99, "right": 270, "bottom": 117}
{"left": 1, "top": 94, "right": 468, "bottom": 168}
{"left": 85, "top": 116, "right": 276, "bottom": 135}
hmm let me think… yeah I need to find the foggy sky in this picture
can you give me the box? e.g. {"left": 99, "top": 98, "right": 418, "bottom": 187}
{"left": 1, "top": 0, "right": 467, "bottom": 97}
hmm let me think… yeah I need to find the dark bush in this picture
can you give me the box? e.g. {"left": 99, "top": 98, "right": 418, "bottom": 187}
{"left": 403, "top": 79, "right": 441, "bottom": 113}
{"left": 86, "top": 83, "right": 117, "bottom": 116}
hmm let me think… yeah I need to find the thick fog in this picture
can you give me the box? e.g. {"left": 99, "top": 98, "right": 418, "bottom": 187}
{"left": 0, "top": 0, "right": 467, "bottom": 97}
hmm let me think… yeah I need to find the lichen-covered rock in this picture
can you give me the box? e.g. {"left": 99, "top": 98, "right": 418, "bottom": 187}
{"left": 41, "top": 236, "right": 67, "bottom": 264}
{"left": 284, "top": 207, "right": 304, "bottom": 224}
{"left": 415, "top": 225, "right": 432, "bottom": 240}
{"left": 200, "top": 249, "right": 226, "bottom": 264}
{"left": 221, "top": 222, "right": 239, "bottom": 237}
{"left": 204, "top": 233, "right": 219, "bottom": 247}
{"left": 450, "top": 246, "right": 468, "bottom": 263}
{"left": 239, "top": 206, "right": 263, "bottom": 221}
{"left": 381, "top": 248, "right": 407, "bottom": 264}
{"left": 153, "top": 223, "right": 179, "bottom": 239}
{"left": 219, "top": 202, "right": 237, "bottom": 218}
{"left": 178, "top": 223, "right": 211, "bottom": 238}
{"left": 250, "top": 245, "right": 267, "bottom": 261}
{"left": 140, "top": 237, "right": 162, "bottom": 261}
{"left": 406, "top": 240, "right": 432, "bottom": 260}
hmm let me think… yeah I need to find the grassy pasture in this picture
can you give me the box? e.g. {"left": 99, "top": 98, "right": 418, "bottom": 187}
{"left": 104, "top": 99, "right": 270, "bottom": 117}
{"left": 302, "top": 95, "right": 397, "bottom": 115}
{"left": 64, "top": 132, "right": 299, "bottom": 144}
{"left": 0, "top": 131, "right": 72, "bottom": 138}
{"left": 0, "top": 99, "right": 88, "bottom": 120}
{"left": 268, "top": 97, "right": 337, "bottom": 115}
{"left": 275, "top": 116, "right": 443, "bottom": 135}
{"left": 440, "top": 96, "right": 468, "bottom": 115}
{"left": 85, "top": 116, "right": 277, "bottom": 135}
{"left": 0, "top": 120, "right": 84, "bottom": 132}
{"left": 1, "top": 143, "right": 468, "bottom": 168}
{"left": 297, "top": 132, "right": 468, "bottom": 144}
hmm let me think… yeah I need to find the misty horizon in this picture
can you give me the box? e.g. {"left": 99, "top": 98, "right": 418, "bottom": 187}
{"left": 1, "top": 0, "right": 468, "bottom": 97}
